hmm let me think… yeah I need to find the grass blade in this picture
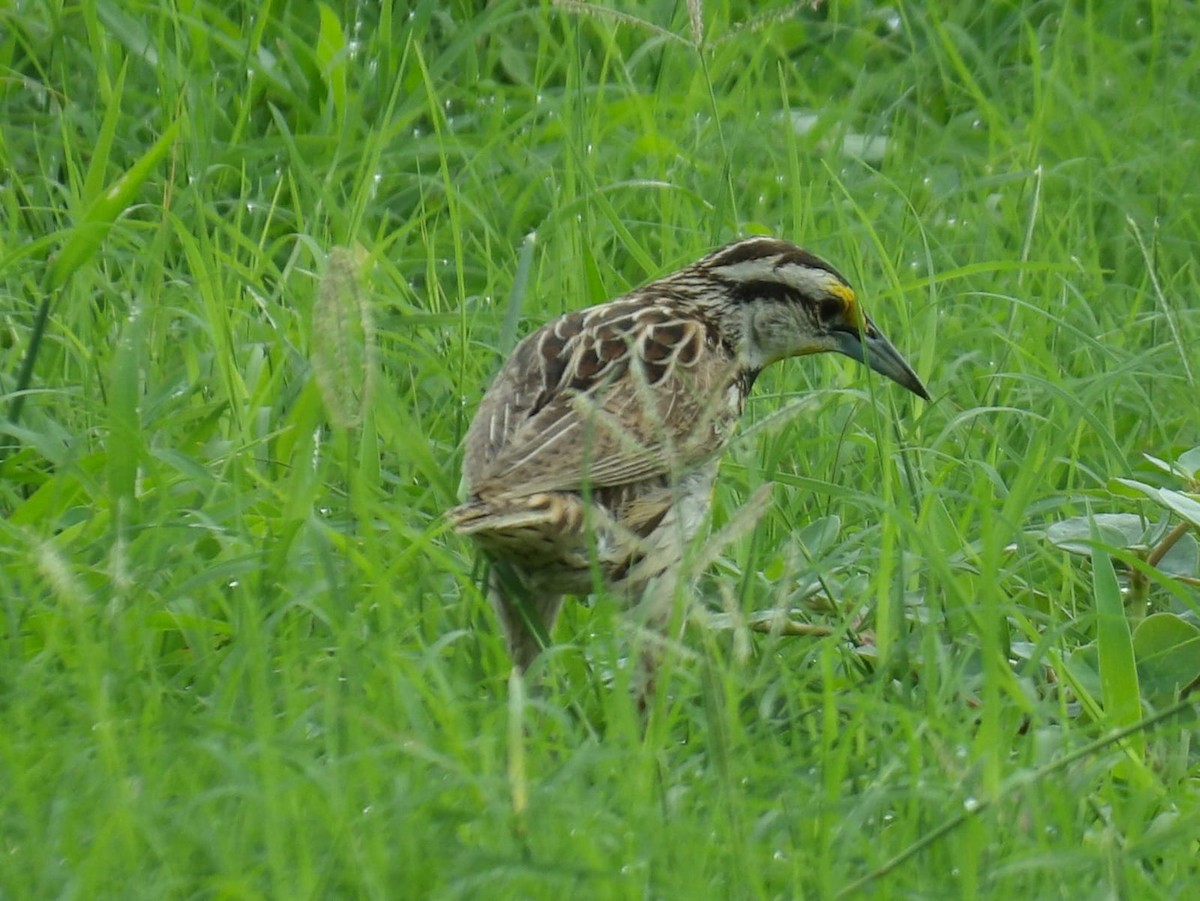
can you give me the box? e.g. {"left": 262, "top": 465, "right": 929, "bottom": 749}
{"left": 1091, "top": 526, "right": 1147, "bottom": 776}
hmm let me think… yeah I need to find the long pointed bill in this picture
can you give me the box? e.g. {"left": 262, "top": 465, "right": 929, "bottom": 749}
{"left": 834, "top": 320, "right": 930, "bottom": 400}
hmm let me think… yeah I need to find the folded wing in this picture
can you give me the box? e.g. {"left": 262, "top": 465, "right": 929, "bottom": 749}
{"left": 463, "top": 296, "right": 737, "bottom": 500}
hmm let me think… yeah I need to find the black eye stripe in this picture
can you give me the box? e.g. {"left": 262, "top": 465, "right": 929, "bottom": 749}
{"left": 818, "top": 297, "right": 844, "bottom": 322}
{"left": 723, "top": 279, "right": 804, "bottom": 305}
{"left": 720, "top": 279, "right": 849, "bottom": 328}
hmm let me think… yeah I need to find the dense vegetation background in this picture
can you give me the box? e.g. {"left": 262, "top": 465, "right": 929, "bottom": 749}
{"left": 2, "top": 1, "right": 1197, "bottom": 896}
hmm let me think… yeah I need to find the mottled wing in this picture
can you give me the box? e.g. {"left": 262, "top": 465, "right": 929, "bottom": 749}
{"left": 463, "top": 295, "right": 738, "bottom": 498}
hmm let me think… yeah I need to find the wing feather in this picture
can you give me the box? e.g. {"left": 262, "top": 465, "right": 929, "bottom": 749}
{"left": 463, "top": 295, "right": 738, "bottom": 499}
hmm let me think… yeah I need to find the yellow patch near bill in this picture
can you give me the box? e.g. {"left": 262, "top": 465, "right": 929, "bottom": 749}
{"left": 831, "top": 283, "right": 864, "bottom": 331}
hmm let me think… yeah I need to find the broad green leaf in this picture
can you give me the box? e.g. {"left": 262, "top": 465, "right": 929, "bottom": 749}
{"left": 1142, "top": 454, "right": 1182, "bottom": 479}
{"left": 1178, "top": 446, "right": 1200, "bottom": 480}
{"left": 1108, "top": 477, "right": 1159, "bottom": 500}
{"left": 1112, "top": 479, "right": 1200, "bottom": 528}
{"left": 1132, "top": 613, "right": 1200, "bottom": 700}
{"left": 1156, "top": 530, "right": 1199, "bottom": 578}
{"left": 1113, "top": 477, "right": 1165, "bottom": 504}
{"left": 1063, "top": 642, "right": 1102, "bottom": 711}
{"left": 1142, "top": 450, "right": 1200, "bottom": 482}
{"left": 794, "top": 514, "right": 842, "bottom": 557}
{"left": 1046, "top": 513, "right": 1147, "bottom": 555}
{"left": 498, "top": 42, "right": 532, "bottom": 86}
{"left": 1155, "top": 488, "right": 1200, "bottom": 530}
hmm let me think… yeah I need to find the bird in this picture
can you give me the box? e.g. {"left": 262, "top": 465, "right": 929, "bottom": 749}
{"left": 448, "top": 235, "right": 929, "bottom": 699}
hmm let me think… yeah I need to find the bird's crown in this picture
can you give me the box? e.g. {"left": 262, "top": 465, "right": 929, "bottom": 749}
{"left": 679, "top": 236, "right": 865, "bottom": 333}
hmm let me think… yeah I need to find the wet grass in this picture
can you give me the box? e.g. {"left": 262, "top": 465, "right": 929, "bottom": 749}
{"left": 1, "top": 1, "right": 1198, "bottom": 897}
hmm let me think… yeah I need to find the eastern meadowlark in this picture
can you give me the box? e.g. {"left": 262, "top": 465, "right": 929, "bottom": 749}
{"left": 449, "top": 236, "right": 929, "bottom": 694}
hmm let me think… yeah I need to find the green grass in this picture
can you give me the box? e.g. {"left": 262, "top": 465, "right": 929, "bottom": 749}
{"left": 2, "top": 0, "right": 1199, "bottom": 897}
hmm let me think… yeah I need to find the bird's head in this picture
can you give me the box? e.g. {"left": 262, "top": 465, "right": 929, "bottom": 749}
{"left": 694, "top": 236, "right": 930, "bottom": 400}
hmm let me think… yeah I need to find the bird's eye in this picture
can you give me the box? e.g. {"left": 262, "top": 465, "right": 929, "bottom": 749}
{"left": 817, "top": 297, "right": 844, "bottom": 324}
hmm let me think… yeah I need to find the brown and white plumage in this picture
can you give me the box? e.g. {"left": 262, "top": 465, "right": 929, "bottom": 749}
{"left": 449, "top": 236, "right": 929, "bottom": 686}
